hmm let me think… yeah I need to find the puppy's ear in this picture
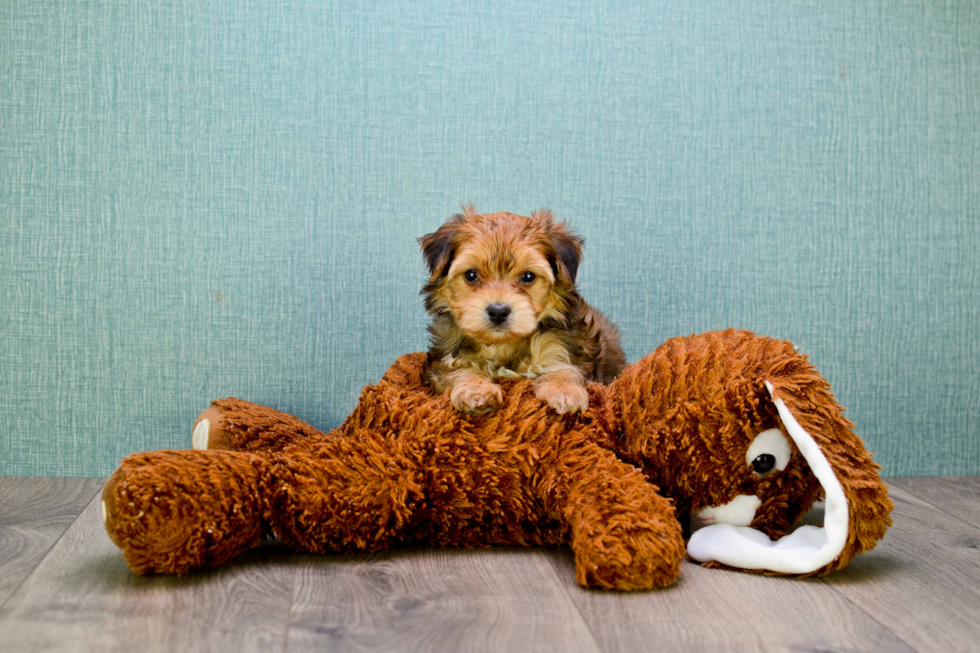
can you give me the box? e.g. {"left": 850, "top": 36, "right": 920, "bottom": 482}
{"left": 419, "top": 212, "right": 466, "bottom": 280}
{"left": 535, "top": 209, "right": 583, "bottom": 287}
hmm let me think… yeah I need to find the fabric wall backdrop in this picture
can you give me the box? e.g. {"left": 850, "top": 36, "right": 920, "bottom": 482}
{"left": 2, "top": 1, "right": 978, "bottom": 477}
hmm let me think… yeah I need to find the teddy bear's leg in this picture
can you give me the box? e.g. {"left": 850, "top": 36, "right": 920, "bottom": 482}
{"left": 550, "top": 443, "right": 686, "bottom": 590}
{"left": 192, "top": 398, "right": 325, "bottom": 452}
{"left": 102, "top": 449, "right": 271, "bottom": 574}
{"left": 260, "top": 429, "right": 423, "bottom": 554}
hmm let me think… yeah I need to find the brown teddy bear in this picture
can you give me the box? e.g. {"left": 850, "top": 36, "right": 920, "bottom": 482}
{"left": 101, "top": 329, "right": 892, "bottom": 590}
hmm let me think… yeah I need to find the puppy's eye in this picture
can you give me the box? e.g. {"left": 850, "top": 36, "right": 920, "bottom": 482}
{"left": 464, "top": 269, "right": 478, "bottom": 283}
{"left": 520, "top": 271, "right": 536, "bottom": 284}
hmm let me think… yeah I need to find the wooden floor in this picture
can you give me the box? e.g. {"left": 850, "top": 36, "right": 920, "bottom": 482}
{"left": 0, "top": 477, "right": 978, "bottom": 652}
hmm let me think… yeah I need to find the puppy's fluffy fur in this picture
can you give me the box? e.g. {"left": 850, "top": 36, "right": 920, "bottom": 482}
{"left": 419, "top": 207, "right": 625, "bottom": 414}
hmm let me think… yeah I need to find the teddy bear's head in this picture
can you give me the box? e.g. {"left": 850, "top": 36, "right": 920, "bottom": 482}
{"left": 610, "top": 329, "right": 892, "bottom": 576}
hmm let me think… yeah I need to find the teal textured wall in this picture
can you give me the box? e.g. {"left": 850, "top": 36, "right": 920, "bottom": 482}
{"left": 2, "top": 1, "right": 978, "bottom": 477}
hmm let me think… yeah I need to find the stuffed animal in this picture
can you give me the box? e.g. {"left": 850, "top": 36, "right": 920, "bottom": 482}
{"left": 101, "top": 329, "right": 892, "bottom": 590}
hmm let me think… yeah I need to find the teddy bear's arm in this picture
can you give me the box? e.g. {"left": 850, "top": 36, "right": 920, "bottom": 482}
{"left": 541, "top": 441, "right": 686, "bottom": 590}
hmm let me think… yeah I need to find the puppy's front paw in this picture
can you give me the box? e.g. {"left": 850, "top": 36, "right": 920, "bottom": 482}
{"left": 450, "top": 377, "right": 503, "bottom": 415}
{"left": 534, "top": 380, "right": 589, "bottom": 414}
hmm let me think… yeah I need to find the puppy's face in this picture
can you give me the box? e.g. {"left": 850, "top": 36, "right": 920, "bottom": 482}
{"left": 421, "top": 209, "right": 582, "bottom": 345}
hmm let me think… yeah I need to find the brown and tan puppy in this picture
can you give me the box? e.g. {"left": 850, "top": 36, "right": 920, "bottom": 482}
{"left": 419, "top": 207, "right": 625, "bottom": 415}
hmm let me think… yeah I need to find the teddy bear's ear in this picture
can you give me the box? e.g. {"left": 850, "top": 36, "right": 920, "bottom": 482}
{"left": 688, "top": 380, "right": 893, "bottom": 575}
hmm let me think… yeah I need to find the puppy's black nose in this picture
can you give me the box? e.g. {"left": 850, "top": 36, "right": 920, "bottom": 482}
{"left": 486, "top": 303, "right": 511, "bottom": 325}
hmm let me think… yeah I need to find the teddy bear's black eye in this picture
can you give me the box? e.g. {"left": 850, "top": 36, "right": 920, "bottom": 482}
{"left": 464, "top": 269, "right": 478, "bottom": 283}
{"left": 752, "top": 453, "right": 776, "bottom": 475}
{"left": 520, "top": 271, "right": 536, "bottom": 284}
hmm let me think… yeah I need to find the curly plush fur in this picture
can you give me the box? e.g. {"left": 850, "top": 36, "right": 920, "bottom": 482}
{"left": 102, "top": 329, "right": 892, "bottom": 589}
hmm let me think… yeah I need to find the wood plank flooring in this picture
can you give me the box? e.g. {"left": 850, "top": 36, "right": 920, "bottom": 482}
{"left": 0, "top": 477, "right": 104, "bottom": 608}
{"left": 0, "top": 477, "right": 977, "bottom": 652}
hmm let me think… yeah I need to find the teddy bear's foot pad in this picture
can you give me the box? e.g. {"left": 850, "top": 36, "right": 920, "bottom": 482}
{"left": 192, "top": 406, "right": 234, "bottom": 450}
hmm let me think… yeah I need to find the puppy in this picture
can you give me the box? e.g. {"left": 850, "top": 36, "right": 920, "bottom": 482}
{"left": 419, "top": 207, "right": 626, "bottom": 415}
